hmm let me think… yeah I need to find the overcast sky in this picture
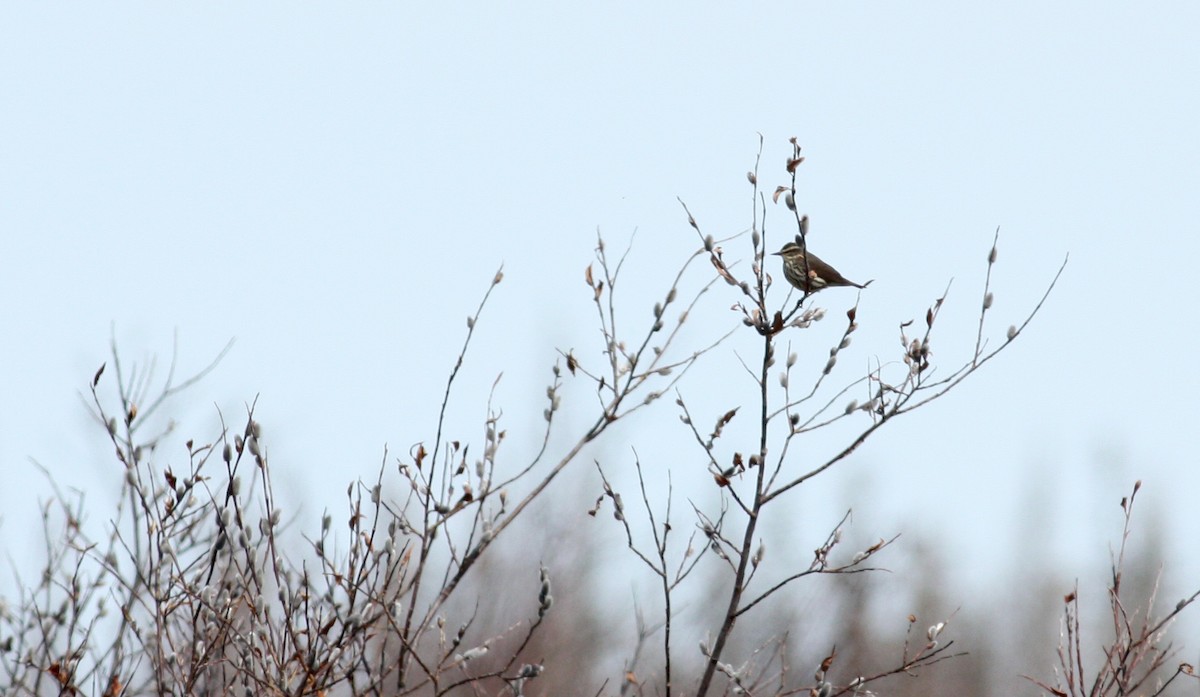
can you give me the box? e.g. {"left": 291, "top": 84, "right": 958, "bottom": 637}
{"left": 3, "top": 2, "right": 1198, "bottom": 624}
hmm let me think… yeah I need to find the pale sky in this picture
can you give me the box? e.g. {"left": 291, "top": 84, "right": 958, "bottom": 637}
{"left": 2, "top": 2, "right": 1198, "bottom": 627}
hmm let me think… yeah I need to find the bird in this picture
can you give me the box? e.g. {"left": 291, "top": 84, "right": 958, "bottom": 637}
{"left": 772, "top": 238, "right": 871, "bottom": 294}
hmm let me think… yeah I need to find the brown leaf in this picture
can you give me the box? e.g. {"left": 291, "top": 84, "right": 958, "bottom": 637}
{"left": 92, "top": 363, "right": 105, "bottom": 387}
{"left": 772, "top": 186, "right": 788, "bottom": 204}
{"left": 102, "top": 675, "right": 122, "bottom": 697}
{"left": 820, "top": 645, "right": 837, "bottom": 672}
{"left": 566, "top": 351, "right": 578, "bottom": 375}
{"left": 585, "top": 264, "right": 594, "bottom": 287}
{"left": 625, "top": 671, "right": 639, "bottom": 685}
{"left": 710, "top": 255, "right": 737, "bottom": 285}
{"left": 772, "top": 311, "right": 784, "bottom": 334}
{"left": 846, "top": 307, "right": 856, "bottom": 323}
{"left": 786, "top": 156, "right": 805, "bottom": 173}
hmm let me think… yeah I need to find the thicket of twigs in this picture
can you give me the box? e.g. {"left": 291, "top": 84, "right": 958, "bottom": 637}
{"left": 2, "top": 143, "right": 1195, "bottom": 697}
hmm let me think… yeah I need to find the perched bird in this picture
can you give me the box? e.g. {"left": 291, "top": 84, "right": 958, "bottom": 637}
{"left": 773, "top": 239, "right": 870, "bottom": 294}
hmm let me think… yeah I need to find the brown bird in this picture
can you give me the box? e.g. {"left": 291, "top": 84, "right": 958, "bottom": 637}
{"left": 773, "top": 240, "right": 870, "bottom": 294}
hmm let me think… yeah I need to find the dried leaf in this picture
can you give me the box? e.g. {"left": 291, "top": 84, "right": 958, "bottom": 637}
{"left": 93, "top": 363, "right": 105, "bottom": 387}
{"left": 566, "top": 351, "right": 578, "bottom": 375}
{"left": 786, "top": 156, "right": 805, "bottom": 173}
{"left": 710, "top": 254, "right": 737, "bottom": 285}
{"left": 585, "top": 264, "right": 594, "bottom": 287}
{"left": 102, "top": 675, "right": 122, "bottom": 697}
{"left": 820, "top": 646, "right": 837, "bottom": 672}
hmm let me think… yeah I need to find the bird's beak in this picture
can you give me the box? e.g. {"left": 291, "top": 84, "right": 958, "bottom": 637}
{"left": 770, "top": 250, "right": 782, "bottom": 256}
